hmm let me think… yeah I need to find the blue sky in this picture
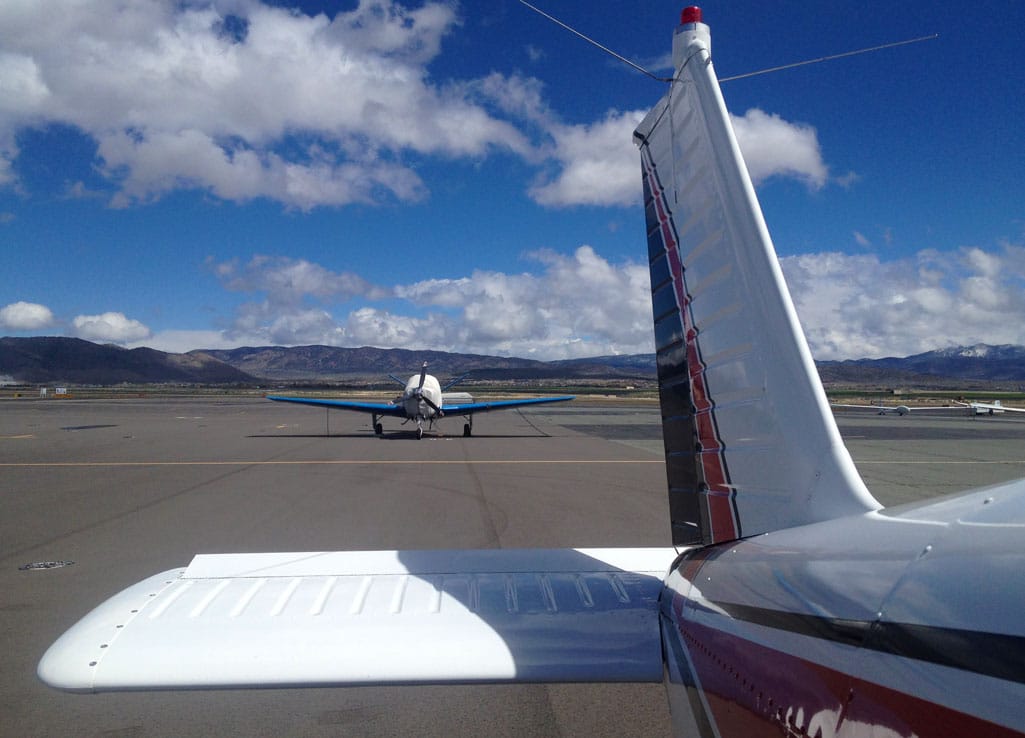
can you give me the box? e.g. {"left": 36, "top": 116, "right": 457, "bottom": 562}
{"left": 2, "top": 0, "right": 1023, "bottom": 361}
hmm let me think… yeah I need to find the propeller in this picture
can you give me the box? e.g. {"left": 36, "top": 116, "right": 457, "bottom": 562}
{"left": 410, "top": 362, "right": 443, "bottom": 417}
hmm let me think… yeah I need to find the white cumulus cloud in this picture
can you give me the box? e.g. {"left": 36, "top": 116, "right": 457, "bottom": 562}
{"left": 140, "top": 240, "right": 1025, "bottom": 361}
{"left": 395, "top": 246, "right": 652, "bottom": 356}
{"left": 780, "top": 243, "right": 1025, "bottom": 359}
{"left": 0, "top": 2, "right": 837, "bottom": 211}
{"left": 194, "top": 246, "right": 652, "bottom": 358}
{"left": 128, "top": 329, "right": 232, "bottom": 354}
{"left": 72, "top": 312, "right": 151, "bottom": 343}
{"left": 528, "top": 106, "right": 830, "bottom": 208}
{"left": 0, "top": 301, "right": 55, "bottom": 330}
{"left": 529, "top": 110, "right": 647, "bottom": 208}
{"left": 0, "top": 0, "right": 530, "bottom": 210}
{"left": 213, "top": 255, "right": 385, "bottom": 306}
{"left": 731, "top": 108, "right": 828, "bottom": 188}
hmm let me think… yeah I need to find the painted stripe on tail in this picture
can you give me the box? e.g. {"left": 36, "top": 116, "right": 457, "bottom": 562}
{"left": 641, "top": 145, "right": 739, "bottom": 544}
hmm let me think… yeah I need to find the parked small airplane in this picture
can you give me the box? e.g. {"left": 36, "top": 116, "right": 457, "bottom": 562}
{"left": 833, "top": 400, "right": 1025, "bottom": 417}
{"left": 266, "top": 362, "right": 575, "bottom": 439}
{"left": 830, "top": 402, "right": 953, "bottom": 416}
{"left": 39, "top": 8, "right": 1025, "bottom": 737}
{"left": 957, "top": 399, "right": 1025, "bottom": 415}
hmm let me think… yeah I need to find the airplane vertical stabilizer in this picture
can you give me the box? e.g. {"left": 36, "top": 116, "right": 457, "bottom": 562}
{"left": 634, "top": 11, "right": 879, "bottom": 546}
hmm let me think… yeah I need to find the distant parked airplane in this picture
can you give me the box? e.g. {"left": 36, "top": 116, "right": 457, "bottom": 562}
{"left": 957, "top": 399, "right": 1025, "bottom": 415}
{"left": 830, "top": 402, "right": 954, "bottom": 416}
{"left": 833, "top": 399, "right": 1025, "bottom": 417}
{"left": 267, "top": 362, "right": 574, "bottom": 439}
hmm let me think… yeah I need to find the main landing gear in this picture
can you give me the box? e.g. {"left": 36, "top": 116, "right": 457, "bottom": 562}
{"left": 462, "top": 416, "right": 473, "bottom": 437}
{"left": 372, "top": 415, "right": 383, "bottom": 436}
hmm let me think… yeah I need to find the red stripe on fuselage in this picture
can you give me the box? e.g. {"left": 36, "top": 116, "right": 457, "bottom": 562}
{"left": 669, "top": 597, "right": 1023, "bottom": 738}
{"left": 643, "top": 152, "right": 738, "bottom": 542}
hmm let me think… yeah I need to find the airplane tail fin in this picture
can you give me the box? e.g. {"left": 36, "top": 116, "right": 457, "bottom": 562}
{"left": 633, "top": 11, "right": 879, "bottom": 547}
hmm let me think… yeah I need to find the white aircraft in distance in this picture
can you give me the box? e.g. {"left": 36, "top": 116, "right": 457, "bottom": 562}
{"left": 266, "top": 361, "right": 575, "bottom": 439}
{"left": 39, "top": 8, "right": 1025, "bottom": 737}
{"left": 833, "top": 399, "right": 1025, "bottom": 417}
{"left": 830, "top": 402, "right": 955, "bottom": 416}
{"left": 957, "top": 399, "right": 1025, "bottom": 415}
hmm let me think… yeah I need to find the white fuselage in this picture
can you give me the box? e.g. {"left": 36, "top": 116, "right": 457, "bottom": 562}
{"left": 402, "top": 373, "right": 443, "bottom": 419}
{"left": 662, "top": 480, "right": 1025, "bottom": 737}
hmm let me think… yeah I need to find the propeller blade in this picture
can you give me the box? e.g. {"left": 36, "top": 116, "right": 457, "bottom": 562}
{"left": 417, "top": 361, "right": 428, "bottom": 391}
{"left": 422, "top": 395, "right": 443, "bottom": 416}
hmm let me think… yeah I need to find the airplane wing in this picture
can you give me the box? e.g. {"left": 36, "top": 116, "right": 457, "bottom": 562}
{"left": 38, "top": 547, "right": 674, "bottom": 692}
{"left": 266, "top": 396, "right": 407, "bottom": 417}
{"left": 831, "top": 403, "right": 906, "bottom": 413}
{"left": 443, "top": 396, "right": 575, "bottom": 414}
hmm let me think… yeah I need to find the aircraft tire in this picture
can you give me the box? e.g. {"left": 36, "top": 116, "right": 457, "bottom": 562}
{"left": 417, "top": 427, "right": 423, "bottom": 440}
{"left": 374, "top": 423, "right": 383, "bottom": 435}
{"left": 463, "top": 424, "right": 471, "bottom": 437}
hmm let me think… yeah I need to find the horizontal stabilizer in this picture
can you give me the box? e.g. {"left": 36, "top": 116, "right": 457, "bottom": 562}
{"left": 39, "top": 548, "right": 675, "bottom": 692}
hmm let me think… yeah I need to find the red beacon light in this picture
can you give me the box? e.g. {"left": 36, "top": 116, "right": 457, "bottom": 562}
{"left": 681, "top": 6, "right": 702, "bottom": 25}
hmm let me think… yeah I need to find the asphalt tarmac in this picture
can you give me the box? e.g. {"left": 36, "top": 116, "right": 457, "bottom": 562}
{"left": 3, "top": 398, "right": 1025, "bottom": 737}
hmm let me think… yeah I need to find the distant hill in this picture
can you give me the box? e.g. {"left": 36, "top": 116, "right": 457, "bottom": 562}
{"left": 198, "top": 345, "right": 659, "bottom": 382}
{"left": 549, "top": 354, "right": 658, "bottom": 377}
{"left": 198, "top": 345, "right": 550, "bottom": 381}
{"left": 817, "top": 344, "right": 1025, "bottom": 385}
{"left": 3, "top": 337, "right": 1025, "bottom": 387}
{"left": 0, "top": 337, "right": 255, "bottom": 385}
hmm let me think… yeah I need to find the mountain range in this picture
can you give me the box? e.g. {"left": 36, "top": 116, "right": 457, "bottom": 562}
{"left": 0, "top": 337, "right": 252, "bottom": 385}
{"left": 2, "top": 337, "right": 1025, "bottom": 387}
{"left": 816, "top": 344, "right": 1025, "bottom": 385}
